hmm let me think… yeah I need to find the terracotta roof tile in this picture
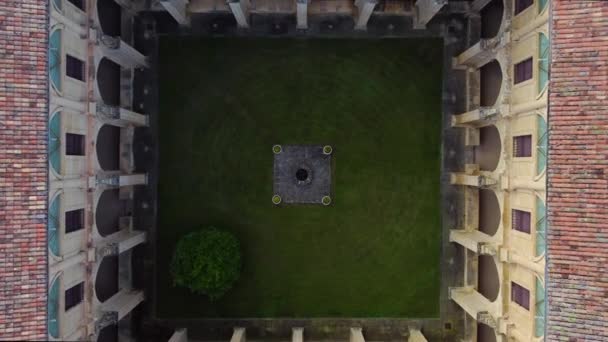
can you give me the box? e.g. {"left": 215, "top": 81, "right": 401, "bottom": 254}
{"left": 0, "top": 0, "right": 48, "bottom": 340}
{"left": 548, "top": 0, "right": 608, "bottom": 340}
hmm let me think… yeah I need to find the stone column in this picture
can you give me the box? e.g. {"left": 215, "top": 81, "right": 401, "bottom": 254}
{"left": 98, "top": 229, "right": 147, "bottom": 257}
{"left": 354, "top": 0, "right": 377, "bottom": 31}
{"left": 168, "top": 329, "right": 188, "bottom": 342}
{"left": 296, "top": 0, "right": 309, "bottom": 30}
{"left": 92, "top": 102, "right": 149, "bottom": 127}
{"left": 414, "top": 0, "right": 447, "bottom": 29}
{"left": 449, "top": 287, "right": 498, "bottom": 327}
{"left": 228, "top": 0, "right": 250, "bottom": 28}
{"left": 349, "top": 328, "right": 365, "bottom": 342}
{"left": 292, "top": 328, "right": 303, "bottom": 342}
{"left": 408, "top": 328, "right": 428, "bottom": 342}
{"left": 100, "top": 289, "right": 144, "bottom": 321}
{"left": 98, "top": 34, "right": 149, "bottom": 69}
{"left": 160, "top": 0, "right": 191, "bottom": 26}
{"left": 52, "top": 95, "right": 88, "bottom": 113}
{"left": 230, "top": 327, "right": 246, "bottom": 342}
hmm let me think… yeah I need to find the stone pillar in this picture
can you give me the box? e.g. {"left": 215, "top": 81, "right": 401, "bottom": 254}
{"left": 51, "top": 95, "right": 88, "bottom": 113}
{"left": 292, "top": 328, "right": 303, "bottom": 342}
{"left": 414, "top": 0, "right": 447, "bottom": 29}
{"left": 450, "top": 172, "right": 497, "bottom": 188}
{"left": 408, "top": 328, "right": 428, "bottom": 342}
{"left": 449, "top": 287, "right": 497, "bottom": 326}
{"left": 449, "top": 230, "right": 494, "bottom": 254}
{"left": 49, "top": 251, "right": 87, "bottom": 275}
{"left": 349, "top": 327, "right": 365, "bottom": 342}
{"left": 451, "top": 107, "right": 497, "bottom": 127}
{"left": 168, "top": 329, "right": 188, "bottom": 342}
{"left": 230, "top": 327, "right": 246, "bottom": 342}
{"left": 228, "top": 0, "right": 250, "bottom": 28}
{"left": 354, "top": 0, "right": 377, "bottom": 31}
{"left": 98, "top": 34, "right": 149, "bottom": 69}
{"left": 94, "top": 173, "right": 147, "bottom": 188}
{"left": 92, "top": 102, "right": 149, "bottom": 127}
{"left": 101, "top": 289, "right": 144, "bottom": 321}
{"left": 160, "top": 0, "right": 191, "bottom": 26}
{"left": 98, "top": 229, "right": 146, "bottom": 257}
{"left": 296, "top": 0, "right": 309, "bottom": 30}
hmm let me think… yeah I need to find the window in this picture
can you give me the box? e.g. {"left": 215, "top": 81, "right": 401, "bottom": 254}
{"left": 512, "top": 209, "right": 531, "bottom": 233}
{"left": 514, "top": 57, "right": 533, "bottom": 84}
{"left": 66, "top": 55, "right": 85, "bottom": 81}
{"left": 65, "top": 133, "right": 85, "bottom": 156}
{"left": 511, "top": 282, "right": 530, "bottom": 310}
{"left": 65, "top": 282, "right": 84, "bottom": 311}
{"left": 65, "top": 209, "right": 84, "bottom": 233}
{"left": 67, "top": 0, "right": 85, "bottom": 10}
{"left": 515, "top": 0, "right": 533, "bottom": 15}
{"left": 513, "top": 135, "right": 532, "bottom": 157}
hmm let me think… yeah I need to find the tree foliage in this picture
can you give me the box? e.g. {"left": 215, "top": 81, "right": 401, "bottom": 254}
{"left": 171, "top": 227, "right": 241, "bottom": 301}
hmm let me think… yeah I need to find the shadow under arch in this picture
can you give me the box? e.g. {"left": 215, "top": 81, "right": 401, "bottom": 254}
{"left": 97, "top": 0, "right": 121, "bottom": 37}
{"left": 478, "top": 255, "right": 500, "bottom": 302}
{"left": 475, "top": 125, "right": 501, "bottom": 172}
{"left": 97, "top": 57, "right": 121, "bottom": 107}
{"left": 96, "top": 189, "right": 127, "bottom": 237}
{"left": 479, "top": 189, "right": 501, "bottom": 236}
{"left": 477, "top": 322, "right": 497, "bottom": 342}
{"left": 480, "top": 60, "right": 503, "bottom": 107}
{"left": 97, "top": 323, "right": 118, "bottom": 342}
{"left": 95, "top": 255, "right": 119, "bottom": 303}
{"left": 481, "top": 0, "right": 504, "bottom": 39}
{"left": 96, "top": 124, "right": 120, "bottom": 171}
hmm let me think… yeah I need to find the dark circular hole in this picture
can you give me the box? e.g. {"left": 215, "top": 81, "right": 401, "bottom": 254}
{"left": 296, "top": 168, "right": 308, "bottom": 181}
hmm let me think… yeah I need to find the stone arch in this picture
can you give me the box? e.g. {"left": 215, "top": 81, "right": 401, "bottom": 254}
{"left": 95, "top": 255, "right": 119, "bottom": 303}
{"left": 97, "top": 0, "right": 121, "bottom": 36}
{"left": 96, "top": 124, "right": 121, "bottom": 171}
{"left": 479, "top": 189, "right": 501, "bottom": 236}
{"left": 95, "top": 189, "right": 126, "bottom": 237}
{"left": 480, "top": 60, "right": 503, "bottom": 107}
{"left": 478, "top": 255, "right": 500, "bottom": 302}
{"left": 97, "top": 57, "right": 121, "bottom": 107}
{"left": 480, "top": 0, "right": 504, "bottom": 39}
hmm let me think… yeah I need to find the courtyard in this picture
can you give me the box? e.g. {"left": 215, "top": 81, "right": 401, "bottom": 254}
{"left": 156, "top": 38, "right": 443, "bottom": 318}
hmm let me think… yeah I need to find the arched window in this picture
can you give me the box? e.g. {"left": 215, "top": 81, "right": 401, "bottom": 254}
{"left": 539, "top": 0, "right": 549, "bottom": 13}
{"left": 536, "top": 114, "right": 547, "bottom": 176}
{"left": 535, "top": 277, "right": 546, "bottom": 337}
{"left": 49, "top": 29, "right": 62, "bottom": 93}
{"left": 49, "top": 112, "right": 62, "bottom": 175}
{"left": 538, "top": 33, "right": 549, "bottom": 93}
{"left": 535, "top": 196, "right": 546, "bottom": 257}
{"left": 52, "top": 0, "right": 62, "bottom": 12}
{"left": 48, "top": 276, "right": 60, "bottom": 338}
{"left": 48, "top": 195, "right": 60, "bottom": 256}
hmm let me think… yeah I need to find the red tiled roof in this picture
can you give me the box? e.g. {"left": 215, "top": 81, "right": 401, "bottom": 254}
{"left": 548, "top": 0, "right": 608, "bottom": 339}
{"left": 0, "top": 0, "right": 48, "bottom": 340}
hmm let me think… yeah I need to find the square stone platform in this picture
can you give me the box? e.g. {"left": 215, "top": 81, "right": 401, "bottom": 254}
{"left": 273, "top": 145, "right": 332, "bottom": 204}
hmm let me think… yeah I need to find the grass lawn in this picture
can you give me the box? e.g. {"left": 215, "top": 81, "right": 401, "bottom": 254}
{"left": 156, "top": 38, "right": 443, "bottom": 318}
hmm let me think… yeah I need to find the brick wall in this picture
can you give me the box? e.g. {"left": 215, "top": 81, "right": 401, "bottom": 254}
{"left": 0, "top": 0, "right": 48, "bottom": 340}
{"left": 548, "top": 0, "right": 608, "bottom": 340}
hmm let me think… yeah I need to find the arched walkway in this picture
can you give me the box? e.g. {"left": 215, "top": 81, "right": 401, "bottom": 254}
{"left": 479, "top": 189, "right": 500, "bottom": 236}
{"left": 96, "top": 189, "right": 126, "bottom": 237}
{"left": 96, "top": 124, "right": 121, "bottom": 171}
{"left": 95, "top": 256, "right": 119, "bottom": 303}
{"left": 475, "top": 125, "right": 501, "bottom": 171}
{"left": 97, "top": 0, "right": 121, "bottom": 36}
{"left": 97, "top": 58, "right": 121, "bottom": 106}
{"left": 477, "top": 322, "right": 497, "bottom": 342}
{"left": 480, "top": 0, "right": 503, "bottom": 39}
{"left": 480, "top": 60, "right": 502, "bottom": 107}
{"left": 478, "top": 255, "right": 500, "bottom": 302}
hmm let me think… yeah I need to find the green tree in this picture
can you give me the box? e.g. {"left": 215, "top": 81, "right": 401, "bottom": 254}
{"left": 171, "top": 227, "right": 241, "bottom": 301}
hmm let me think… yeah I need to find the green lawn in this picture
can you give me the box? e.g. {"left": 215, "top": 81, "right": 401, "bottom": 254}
{"left": 156, "top": 38, "right": 443, "bottom": 318}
